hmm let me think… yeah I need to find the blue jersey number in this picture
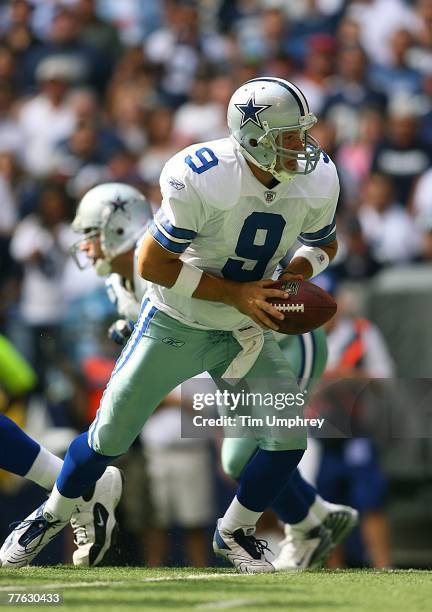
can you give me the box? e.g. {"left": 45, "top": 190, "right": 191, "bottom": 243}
{"left": 222, "top": 212, "right": 286, "bottom": 281}
{"left": 185, "top": 147, "right": 219, "bottom": 174}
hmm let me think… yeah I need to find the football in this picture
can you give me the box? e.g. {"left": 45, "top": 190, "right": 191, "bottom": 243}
{"left": 267, "top": 279, "right": 337, "bottom": 335}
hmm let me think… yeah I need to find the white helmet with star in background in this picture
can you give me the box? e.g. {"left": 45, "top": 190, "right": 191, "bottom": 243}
{"left": 227, "top": 77, "right": 321, "bottom": 181}
{"left": 70, "top": 182, "right": 152, "bottom": 276}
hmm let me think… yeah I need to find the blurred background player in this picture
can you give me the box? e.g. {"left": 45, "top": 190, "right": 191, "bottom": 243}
{"left": 72, "top": 182, "right": 215, "bottom": 567}
{"left": 313, "top": 285, "right": 393, "bottom": 568}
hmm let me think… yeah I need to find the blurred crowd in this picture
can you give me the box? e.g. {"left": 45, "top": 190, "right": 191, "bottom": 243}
{"left": 0, "top": 0, "right": 431, "bottom": 568}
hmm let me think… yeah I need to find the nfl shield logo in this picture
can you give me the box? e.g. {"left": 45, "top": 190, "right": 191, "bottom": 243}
{"left": 264, "top": 191, "right": 276, "bottom": 203}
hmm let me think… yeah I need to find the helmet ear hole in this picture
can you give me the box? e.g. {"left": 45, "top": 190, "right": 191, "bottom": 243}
{"left": 117, "top": 228, "right": 124, "bottom": 235}
{"left": 249, "top": 138, "right": 258, "bottom": 147}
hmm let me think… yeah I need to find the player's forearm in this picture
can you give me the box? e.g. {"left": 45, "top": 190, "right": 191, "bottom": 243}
{"left": 138, "top": 245, "right": 236, "bottom": 305}
{"left": 192, "top": 272, "right": 237, "bottom": 305}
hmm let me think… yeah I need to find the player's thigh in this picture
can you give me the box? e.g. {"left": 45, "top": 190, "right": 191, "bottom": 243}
{"left": 248, "top": 333, "right": 307, "bottom": 451}
{"left": 89, "top": 304, "right": 209, "bottom": 455}
{"left": 171, "top": 446, "right": 214, "bottom": 527}
{"left": 221, "top": 437, "right": 258, "bottom": 480}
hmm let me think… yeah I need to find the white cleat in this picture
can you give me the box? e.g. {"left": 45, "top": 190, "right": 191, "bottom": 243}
{"left": 0, "top": 502, "right": 69, "bottom": 567}
{"left": 213, "top": 519, "right": 275, "bottom": 574}
{"left": 272, "top": 524, "right": 332, "bottom": 570}
{"left": 322, "top": 504, "right": 359, "bottom": 549}
{"left": 71, "top": 466, "right": 123, "bottom": 567}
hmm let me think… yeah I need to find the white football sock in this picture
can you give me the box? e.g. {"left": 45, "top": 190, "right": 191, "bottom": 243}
{"left": 289, "top": 508, "right": 321, "bottom": 531}
{"left": 44, "top": 483, "right": 80, "bottom": 522}
{"left": 24, "top": 446, "right": 63, "bottom": 491}
{"left": 220, "top": 496, "right": 263, "bottom": 533}
{"left": 309, "top": 495, "right": 341, "bottom": 521}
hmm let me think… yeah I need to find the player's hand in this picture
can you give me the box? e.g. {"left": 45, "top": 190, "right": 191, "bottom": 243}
{"left": 225, "top": 279, "right": 291, "bottom": 331}
{"left": 278, "top": 271, "right": 304, "bottom": 284}
{"left": 108, "top": 319, "right": 135, "bottom": 345}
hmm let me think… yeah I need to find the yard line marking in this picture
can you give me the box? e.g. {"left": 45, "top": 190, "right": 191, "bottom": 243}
{"left": 196, "top": 599, "right": 257, "bottom": 609}
{"left": 0, "top": 572, "right": 251, "bottom": 591}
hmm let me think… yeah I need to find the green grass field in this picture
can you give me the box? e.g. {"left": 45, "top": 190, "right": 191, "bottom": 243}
{"left": 0, "top": 567, "right": 431, "bottom": 612}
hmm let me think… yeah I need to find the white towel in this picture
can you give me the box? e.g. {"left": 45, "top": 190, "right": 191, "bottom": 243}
{"left": 222, "top": 323, "right": 264, "bottom": 382}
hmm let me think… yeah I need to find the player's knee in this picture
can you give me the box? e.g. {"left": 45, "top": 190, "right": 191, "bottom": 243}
{"left": 221, "top": 455, "right": 244, "bottom": 480}
{"left": 91, "top": 428, "right": 130, "bottom": 457}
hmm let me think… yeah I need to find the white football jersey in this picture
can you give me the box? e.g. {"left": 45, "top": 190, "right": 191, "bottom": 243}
{"left": 147, "top": 137, "right": 339, "bottom": 331}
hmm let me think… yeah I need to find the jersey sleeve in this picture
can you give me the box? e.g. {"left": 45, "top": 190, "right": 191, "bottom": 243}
{"left": 297, "top": 180, "right": 339, "bottom": 247}
{"left": 148, "top": 161, "right": 207, "bottom": 254}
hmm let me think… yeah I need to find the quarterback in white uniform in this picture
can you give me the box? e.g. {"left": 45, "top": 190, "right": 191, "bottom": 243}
{"left": 3, "top": 77, "right": 346, "bottom": 573}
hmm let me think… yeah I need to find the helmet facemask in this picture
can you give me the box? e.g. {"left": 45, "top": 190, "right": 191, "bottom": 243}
{"left": 245, "top": 116, "right": 321, "bottom": 181}
{"left": 69, "top": 229, "right": 112, "bottom": 276}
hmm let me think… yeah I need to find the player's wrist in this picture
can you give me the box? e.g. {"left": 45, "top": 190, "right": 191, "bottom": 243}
{"left": 218, "top": 278, "right": 239, "bottom": 307}
{"left": 280, "top": 263, "right": 311, "bottom": 281}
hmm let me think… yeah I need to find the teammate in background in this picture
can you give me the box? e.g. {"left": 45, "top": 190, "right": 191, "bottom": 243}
{"left": 0, "top": 334, "right": 122, "bottom": 567}
{"left": 2, "top": 78, "right": 353, "bottom": 573}
{"left": 317, "top": 287, "right": 393, "bottom": 568}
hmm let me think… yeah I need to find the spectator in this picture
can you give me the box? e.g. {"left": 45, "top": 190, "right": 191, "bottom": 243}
{"left": 358, "top": 173, "right": 421, "bottom": 265}
{"left": 233, "top": 6, "right": 292, "bottom": 63}
{"left": 371, "top": 96, "right": 432, "bottom": 205}
{"left": 0, "top": 80, "right": 25, "bottom": 160}
{"left": 294, "top": 34, "right": 336, "bottom": 116}
{"left": 407, "top": 0, "right": 432, "bottom": 76}
{"left": 138, "top": 107, "right": 177, "bottom": 186}
{"left": 331, "top": 216, "right": 382, "bottom": 282}
{"left": 107, "top": 80, "right": 149, "bottom": 155}
{"left": 337, "top": 107, "right": 385, "bottom": 207}
{"left": 347, "top": 0, "right": 421, "bottom": 67}
{"left": 145, "top": 0, "right": 229, "bottom": 108}
{"left": 369, "top": 29, "right": 423, "bottom": 97}
{"left": 28, "top": 6, "right": 112, "bottom": 94}
{"left": 17, "top": 55, "right": 77, "bottom": 176}
{"left": 53, "top": 119, "right": 124, "bottom": 179}
{"left": 9, "top": 182, "right": 75, "bottom": 387}
{"left": 322, "top": 44, "right": 387, "bottom": 144}
{"left": 1, "top": 3, "right": 44, "bottom": 96}
{"left": 74, "top": 0, "right": 122, "bottom": 57}
{"left": 173, "top": 72, "right": 228, "bottom": 147}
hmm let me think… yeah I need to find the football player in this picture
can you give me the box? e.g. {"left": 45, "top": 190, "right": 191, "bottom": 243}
{"left": 1, "top": 78, "right": 356, "bottom": 572}
{"left": 71, "top": 182, "right": 357, "bottom": 570}
{"left": 0, "top": 335, "right": 122, "bottom": 567}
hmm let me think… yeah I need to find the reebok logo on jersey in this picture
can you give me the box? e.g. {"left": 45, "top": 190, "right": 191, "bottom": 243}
{"left": 167, "top": 177, "right": 185, "bottom": 190}
{"left": 162, "top": 337, "right": 185, "bottom": 348}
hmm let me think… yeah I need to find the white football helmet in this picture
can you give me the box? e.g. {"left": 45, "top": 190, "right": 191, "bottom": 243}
{"left": 227, "top": 77, "right": 321, "bottom": 181}
{"left": 70, "top": 183, "right": 152, "bottom": 276}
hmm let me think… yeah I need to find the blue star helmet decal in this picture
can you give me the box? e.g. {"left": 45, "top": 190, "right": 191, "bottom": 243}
{"left": 234, "top": 94, "right": 271, "bottom": 129}
{"left": 110, "top": 196, "right": 128, "bottom": 213}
